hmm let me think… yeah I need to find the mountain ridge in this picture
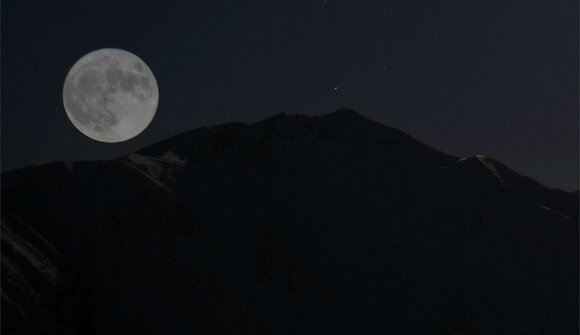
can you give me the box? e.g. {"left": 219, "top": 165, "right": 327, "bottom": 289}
{"left": 1, "top": 109, "right": 578, "bottom": 334}
{"left": 6, "top": 109, "right": 575, "bottom": 195}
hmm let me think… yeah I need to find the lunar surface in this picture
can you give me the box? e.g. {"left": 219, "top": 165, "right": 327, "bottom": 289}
{"left": 63, "top": 48, "right": 158, "bottom": 142}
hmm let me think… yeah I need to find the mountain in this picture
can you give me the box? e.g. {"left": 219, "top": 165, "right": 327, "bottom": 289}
{"left": 2, "top": 109, "right": 578, "bottom": 334}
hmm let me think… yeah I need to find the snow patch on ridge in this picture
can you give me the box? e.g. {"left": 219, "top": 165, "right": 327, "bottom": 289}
{"left": 456, "top": 154, "right": 505, "bottom": 183}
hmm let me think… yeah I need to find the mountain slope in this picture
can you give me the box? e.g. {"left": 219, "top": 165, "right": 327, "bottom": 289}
{"left": 2, "top": 109, "right": 578, "bottom": 334}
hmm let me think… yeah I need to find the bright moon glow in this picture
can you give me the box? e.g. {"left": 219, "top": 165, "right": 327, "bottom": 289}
{"left": 63, "top": 48, "right": 159, "bottom": 142}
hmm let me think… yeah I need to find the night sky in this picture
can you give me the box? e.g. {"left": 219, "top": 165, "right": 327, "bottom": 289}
{"left": 1, "top": 0, "right": 578, "bottom": 190}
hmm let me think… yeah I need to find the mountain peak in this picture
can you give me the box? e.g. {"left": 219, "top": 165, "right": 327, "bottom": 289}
{"left": 325, "top": 108, "right": 366, "bottom": 119}
{"left": 259, "top": 109, "right": 368, "bottom": 127}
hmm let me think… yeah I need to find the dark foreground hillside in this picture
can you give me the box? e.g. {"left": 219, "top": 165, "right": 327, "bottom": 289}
{"left": 2, "top": 109, "right": 578, "bottom": 334}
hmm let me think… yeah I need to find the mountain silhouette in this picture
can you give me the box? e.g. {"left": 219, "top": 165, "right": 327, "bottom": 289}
{"left": 2, "top": 109, "right": 578, "bottom": 334}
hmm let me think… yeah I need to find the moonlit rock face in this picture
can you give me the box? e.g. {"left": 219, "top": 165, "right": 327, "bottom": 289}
{"left": 63, "top": 48, "right": 158, "bottom": 142}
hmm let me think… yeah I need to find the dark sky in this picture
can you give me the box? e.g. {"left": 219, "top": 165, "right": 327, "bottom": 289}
{"left": 1, "top": 0, "right": 578, "bottom": 190}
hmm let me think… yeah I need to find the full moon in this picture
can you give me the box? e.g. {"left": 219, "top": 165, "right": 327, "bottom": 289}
{"left": 63, "top": 48, "right": 158, "bottom": 142}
